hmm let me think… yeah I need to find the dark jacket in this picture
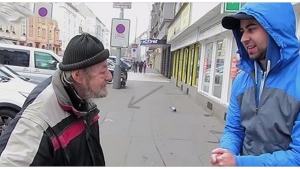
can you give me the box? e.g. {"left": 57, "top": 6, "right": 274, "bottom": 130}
{"left": 0, "top": 70, "right": 105, "bottom": 166}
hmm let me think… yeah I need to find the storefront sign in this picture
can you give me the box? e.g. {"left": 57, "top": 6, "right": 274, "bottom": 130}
{"left": 140, "top": 39, "right": 166, "bottom": 45}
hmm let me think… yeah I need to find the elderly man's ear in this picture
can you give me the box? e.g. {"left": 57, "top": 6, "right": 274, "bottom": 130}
{"left": 71, "top": 70, "right": 85, "bottom": 84}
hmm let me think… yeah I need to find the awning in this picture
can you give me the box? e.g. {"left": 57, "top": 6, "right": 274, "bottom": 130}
{"left": 140, "top": 39, "right": 170, "bottom": 49}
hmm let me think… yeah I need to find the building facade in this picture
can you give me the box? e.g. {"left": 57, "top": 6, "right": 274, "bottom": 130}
{"left": 26, "top": 16, "right": 61, "bottom": 55}
{"left": 0, "top": 20, "right": 27, "bottom": 45}
{"left": 52, "top": 2, "right": 83, "bottom": 54}
{"left": 149, "top": 2, "right": 176, "bottom": 78}
{"left": 95, "top": 17, "right": 106, "bottom": 42}
{"left": 103, "top": 28, "right": 110, "bottom": 50}
{"left": 164, "top": 2, "right": 300, "bottom": 123}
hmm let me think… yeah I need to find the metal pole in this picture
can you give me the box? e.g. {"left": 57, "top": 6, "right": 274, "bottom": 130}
{"left": 112, "top": 8, "right": 124, "bottom": 89}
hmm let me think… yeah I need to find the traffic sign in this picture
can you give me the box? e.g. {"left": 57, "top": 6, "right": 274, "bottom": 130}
{"left": 34, "top": 3, "right": 53, "bottom": 18}
{"left": 110, "top": 18, "right": 130, "bottom": 48}
{"left": 113, "top": 2, "right": 132, "bottom": 9}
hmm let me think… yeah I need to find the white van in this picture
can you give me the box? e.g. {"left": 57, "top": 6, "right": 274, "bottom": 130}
{"left": 0, "top": 43, "right": 62, "bottom": 84}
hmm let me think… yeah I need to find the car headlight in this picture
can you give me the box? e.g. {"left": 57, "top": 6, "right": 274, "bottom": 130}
{"left": 19, "top": 92, "right": 29, "bottom": 98}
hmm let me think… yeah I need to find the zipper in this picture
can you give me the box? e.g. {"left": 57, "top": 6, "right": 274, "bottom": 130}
{"left": 83, "top": 105, "right": 98, "bottom": 166}
{"left": 254, "top": 60, "right": 271, "bottom": 115}
{"left": 250, "top": 60, "right": 271, "bottom": 115}
{"left": 83, "top": 118, "right": 96, "bottom": 166}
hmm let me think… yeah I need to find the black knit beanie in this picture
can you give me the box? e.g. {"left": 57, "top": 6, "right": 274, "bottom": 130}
{"left": 59, "top": 33, "right": 109, "bottom": 71}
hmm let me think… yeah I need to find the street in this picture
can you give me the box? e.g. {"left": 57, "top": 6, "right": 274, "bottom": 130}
{"left": 93, "top": 68, "right": 225, "bottom": 166}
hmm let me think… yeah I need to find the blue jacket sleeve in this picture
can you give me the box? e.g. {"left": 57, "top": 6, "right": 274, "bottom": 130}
{"left": 219, "top": 76, "right": 245, "bottom": 155}
{"left": 235, "top": 113, "right": 300, "bottom": 166}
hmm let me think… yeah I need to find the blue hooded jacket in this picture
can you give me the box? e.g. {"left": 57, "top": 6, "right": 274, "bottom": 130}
{"left": 220, "top": 3, "right": 300, "bottom": 166}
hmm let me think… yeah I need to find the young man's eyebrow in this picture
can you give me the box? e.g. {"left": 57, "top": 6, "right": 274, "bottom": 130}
{"left": 245, "top": 23, "right": 257, "bottom": 29}
{"left": 240, "top": 23, "right": 257, "bottom": 31}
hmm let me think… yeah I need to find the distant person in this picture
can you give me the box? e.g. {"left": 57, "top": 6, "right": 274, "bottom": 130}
{"left": 133, "top": 61, "right": 138, "bottom": 73}
{"left": 0, "top": 33, "right": 112, "bottom": 166}
{"left": 139, "top": 61, "right": 143, "bottom": 73}
{"left": 149, "top": 60, "right": 153, "bottom": 68}
{"left": 143, "top": 61, "right": 147, "bottom": 73}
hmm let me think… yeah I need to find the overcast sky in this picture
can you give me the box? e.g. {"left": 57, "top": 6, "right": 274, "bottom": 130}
{"left": 85, "top": 2, "right": 152, "bottom": 44}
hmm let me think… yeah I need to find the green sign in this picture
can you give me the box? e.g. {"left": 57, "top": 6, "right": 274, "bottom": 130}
{"left": 224, "top": 2, "right": 242, "bottom": 13}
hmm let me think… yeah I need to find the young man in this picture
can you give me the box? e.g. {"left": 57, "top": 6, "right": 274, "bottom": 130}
{"left": 211, "top": 3, "right": 300, "bottom": 166}
{"left": 0, "top": 33, "right": 112, "bottom": 166}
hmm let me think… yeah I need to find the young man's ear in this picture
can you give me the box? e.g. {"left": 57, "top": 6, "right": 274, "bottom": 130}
{"left": 71, "top": 70, "right": 85, "bottom": 84}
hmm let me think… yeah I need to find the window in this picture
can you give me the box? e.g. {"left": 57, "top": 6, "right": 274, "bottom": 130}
{"left": 213, "top": 39, "right": 226, "bottom": 98}
{"left": 0, "top": 48, "right": 30, "bottom": 67}
{"left": 49, "top": 30, "right": 52, "bottom": 40}
{"left": 21, "top": 20, "right": 26, "bottom": 35}
{"left": 228, "top": 40, "right": 239, "bottom": 102}
{"left": 38, "top": 27, "right": 41, "bottom": 36}
{"left": 34, "top": 52, "right": 58, "bottom": 70}
{"left": 195, "top": 44, "right": 201, "bottom": 86}
{"left": 189, "top": 47, "right": 194, "bottom": 85}
{"left": 202, "top": 42, "right": 213, "bottom": 93}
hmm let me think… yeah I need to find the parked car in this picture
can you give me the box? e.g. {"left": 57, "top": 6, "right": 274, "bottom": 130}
{"left": 0, "top": 76, "right": 36, "bottom": 135}
{"left": 108, "top": 55, "right": 132, "bottom": 70}
{"left": 0, "top": 64, "right": 38, "bottom": 83}
{"left": 0, "top": 43, "right": 62, "bottom": 84}
{"left": 107, "top": 59, "right": 127, "bottom": 87}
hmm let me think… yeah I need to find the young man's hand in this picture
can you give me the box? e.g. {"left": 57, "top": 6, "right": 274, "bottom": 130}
{"left": 211, "top": 148, "right": 236, "bottom": 166}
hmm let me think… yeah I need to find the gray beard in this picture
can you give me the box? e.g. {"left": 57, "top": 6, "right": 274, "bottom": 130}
{"left": 76, "top": 84, "right": 107, "bottom": 99}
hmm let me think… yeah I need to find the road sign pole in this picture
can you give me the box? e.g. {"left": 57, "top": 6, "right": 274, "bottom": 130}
{"left": 113, "top": 8, "right": 124, "bottom": 89}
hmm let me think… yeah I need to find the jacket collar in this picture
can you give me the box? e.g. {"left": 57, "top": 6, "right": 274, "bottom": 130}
{"left": 52, "top": 69, "right": 98, "bottom": 117}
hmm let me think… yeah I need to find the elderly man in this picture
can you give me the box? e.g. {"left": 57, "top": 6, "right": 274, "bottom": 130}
{"left": 0, "top": 33, "right": 112, "bottom": 166}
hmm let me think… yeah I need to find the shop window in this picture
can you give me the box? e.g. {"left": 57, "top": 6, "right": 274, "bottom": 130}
{"left": 189, "top": 47, "right": 194, "bottom": 85}
{"left": 213, "top": 39, "right": 226, "bottom": 98}
{"left": 182, "top": 48, "right": 189, "bottom": 83}
{"left": 194, "top": 44, "right": 201, "bottom": 86}
{"left": 227, "top": 40, "right": 239, "bottom": 102}
{"left": 202, "top": 42, "right": 213, "bottom": 93}
{"left": 172, "top": 51, "right": 176, "bottom": 77}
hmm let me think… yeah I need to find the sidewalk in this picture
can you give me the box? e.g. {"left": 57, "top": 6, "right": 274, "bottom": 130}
{"left": 93, "top": 68, "right": 225, "bottom": 166}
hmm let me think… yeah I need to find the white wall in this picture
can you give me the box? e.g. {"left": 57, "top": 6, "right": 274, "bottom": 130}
{"left": 190, "top": 2, "right": 220, "bottom": 26}
{"left": 52, "top": 2, "right": 78, "bottom": 51}
{"left": 86, "top": 18, "right": 96, "bottom": 36}
{"left": 75, "top": 11, "right": 86, "bottom": 34}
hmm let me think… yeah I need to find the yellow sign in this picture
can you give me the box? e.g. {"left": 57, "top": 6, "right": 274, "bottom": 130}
{"left": 167, "top": 3, "right": 191, "bottom": 43}
{"left": 180, "top": 3, "right": 190, "bottom": 31}
{"left": 167, "top": 25, "right": 174, "bottom": 42}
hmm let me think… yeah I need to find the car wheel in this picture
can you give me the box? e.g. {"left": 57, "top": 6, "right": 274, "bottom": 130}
{"left": 0, "top": 109, "right": 18, "bottom": 135}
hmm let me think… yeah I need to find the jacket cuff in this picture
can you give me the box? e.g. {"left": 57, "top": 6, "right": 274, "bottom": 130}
{"left": 235, "top": 155, "right": 261, "bottom": 166}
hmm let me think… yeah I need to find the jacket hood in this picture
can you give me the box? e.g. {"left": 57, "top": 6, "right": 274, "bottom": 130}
{"left": 232, "top": 3, "right": 299, "bottom": 73}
